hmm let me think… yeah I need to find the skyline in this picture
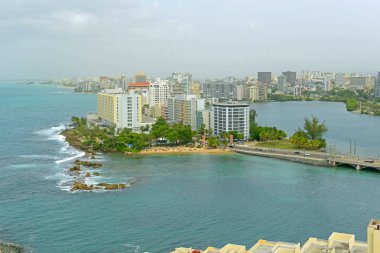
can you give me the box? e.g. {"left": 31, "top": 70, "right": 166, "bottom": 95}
{"left": 1, "top": 0, "right": 380, "bottom": 79}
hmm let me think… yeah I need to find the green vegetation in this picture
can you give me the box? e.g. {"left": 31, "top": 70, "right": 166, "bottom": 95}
{"left": 207, "top": 136, "right": 220, "bottom": 148}
{"left": 268, "top": 94, "right": 302, "bottom": 102}
{"left": 256, "top": 139, "right": 297, "bottom": 149}
{"left": 65, "top": 116, "right": 197, "bottom": 154}
{"left": 346, "top": 98, "right": 359, "bottom": 111}
{"left": 289, "top": 116, "right": 327, "bottom": 150}
{"left": 249, "top": 109, "right": 287, "bottom": 142}
{"left": 250, "top": 125, "right": 287, "bottom": 142}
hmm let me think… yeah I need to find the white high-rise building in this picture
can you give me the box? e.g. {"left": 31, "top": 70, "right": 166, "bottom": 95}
{"left": 149, "top": 78, "right": 169, "bottom": 107}
{"left": 211, "top": 102, "right": 250, "bottom": 140}
{"left": 97, "top": 89, "right": 142, "bottom": 130}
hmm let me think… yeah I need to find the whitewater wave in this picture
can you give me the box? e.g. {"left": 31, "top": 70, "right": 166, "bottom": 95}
{"left": 124, "top": 243, "right": 141, "bottom": 253}
{"left": 19, "top": 154, "right": 60, "bottom": 160}
{"left": 34, "top": 125, "right": 66, "bottom": 138}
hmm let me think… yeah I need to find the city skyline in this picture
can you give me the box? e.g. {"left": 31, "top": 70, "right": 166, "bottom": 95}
{"left": 1, "top": 0, "right": 380, "bottom": 79}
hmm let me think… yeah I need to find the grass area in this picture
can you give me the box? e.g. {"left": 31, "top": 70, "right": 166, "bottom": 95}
{"left": 255, "top": 139, "right": 298, "bottom": 150}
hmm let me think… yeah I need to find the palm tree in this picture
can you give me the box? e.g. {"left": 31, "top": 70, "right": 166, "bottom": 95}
{"left": 303, "top": 116, "right": 328, "bottom": 140}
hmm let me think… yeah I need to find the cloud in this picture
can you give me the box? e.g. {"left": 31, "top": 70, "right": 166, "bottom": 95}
{"left": 51, "top": 11, "right": 97, "bottom": 26}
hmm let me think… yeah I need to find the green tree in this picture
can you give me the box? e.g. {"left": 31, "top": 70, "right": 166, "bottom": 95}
{"left": 166, "top": 128, "right": 180, "bottom": 144}
{"left": 199, "top": 123, "right": 206, "bottom": 135}
{"left": 303, "top": 116, "right": 328, "bottom": 140}
{"left": 151, "top": 117, "right": 170, "bottom": 139}
{"left": 207, "top": 136, "right": 220, "bottom": 148}
{"left": 289, "top": 129, "right": 309, "bottom": 148}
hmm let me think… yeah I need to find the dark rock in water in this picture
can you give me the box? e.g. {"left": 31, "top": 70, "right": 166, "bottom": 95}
{"left": 90, "top": 155, "right": 96, "bottom": 159}
{"left": 118, "top": 183, "right": 126, "bottom": 189}
{"left": 69, "top": 165, "right": 81, "bottom": 171}
{"left": 93, "top": 172, "right": 100, "bottom": 176}
{"left": 0, "top": 242, "right": 24, "bottom": 253}
{"left": 85, "top": 172, "right": 91, "bottom": 177}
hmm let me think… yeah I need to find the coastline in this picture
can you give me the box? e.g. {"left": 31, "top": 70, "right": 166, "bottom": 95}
{"left": 139, "top": 146, "right": 231, "bottom": 155}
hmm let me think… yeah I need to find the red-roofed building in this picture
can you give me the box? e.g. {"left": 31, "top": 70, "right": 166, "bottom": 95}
{"left": 128, "top": 82, "right": 150, "bottom": 90}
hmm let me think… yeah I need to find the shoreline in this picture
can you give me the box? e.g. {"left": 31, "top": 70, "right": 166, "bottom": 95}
{"left": 139, "top": 146, "right": 231, "bottom": 155}
{"left": 60, "top": 128, "right": 231, "bottom": 157}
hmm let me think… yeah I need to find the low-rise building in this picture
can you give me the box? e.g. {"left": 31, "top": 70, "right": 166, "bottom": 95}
{"left": 171, "top": 219, "right": 380, "bottom": 253}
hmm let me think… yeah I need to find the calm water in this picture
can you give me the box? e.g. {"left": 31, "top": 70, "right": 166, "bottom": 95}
{"left": 1, "top": 83, "right": 380, "bottom": 253}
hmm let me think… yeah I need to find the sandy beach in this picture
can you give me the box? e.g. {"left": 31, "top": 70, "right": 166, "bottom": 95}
{"left": 139, "top": 146, "right": 231, "bottom": 155}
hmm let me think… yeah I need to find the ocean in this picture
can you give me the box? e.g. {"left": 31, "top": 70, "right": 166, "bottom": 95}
{"left": 1, "top": 83, "right": 380, "bottom": 253}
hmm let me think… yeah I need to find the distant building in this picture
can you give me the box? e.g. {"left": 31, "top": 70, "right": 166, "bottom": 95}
{"left": 258, "top": 72, "right": 272, "bottom": 85}
{"left": 375, "top": 72, "right": 380, "bottom": 97}
{"left": 196, "top": 110, "right": 210, "bottom": 131}
{"left": 167, "top": 95, "right": 205, "bottom": 130}
{"left": 282, "top": 71, "right": 297, "bottom": 86}
{"left": 349, "top": 76, "right": 367, "bottom": 90}
{"left": 210, "top": 102, "right": 250, "bottom": 140}
{"left": 335, "top": 73, "right": 346, "bottom": 87}
{"left": 202, "top": 81, "right": 236, "bottom": 100}
{"left": 294, "top": 85, "right": 302, "bottom": 96}
{"left": 97, "top": 89, "right": 142, "bottom": 129}
{"left": 149, "top": 78, "right": 169, "bottom": 108}
{"left": 248, "top": 84, "right": 267, "bottom": 101}
{"left": 134, "top": 71, "right": 147, "bottom": 83}
{"left": 277, "top": 75, "right": 287, "bottom": 91}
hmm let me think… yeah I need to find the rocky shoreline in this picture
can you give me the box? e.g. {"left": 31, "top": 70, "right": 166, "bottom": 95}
{"left": 66, "top": 159, "right": 127, "bottom": 192}
{"left": 0, "top": 242, "right": 23, "bottom": 253}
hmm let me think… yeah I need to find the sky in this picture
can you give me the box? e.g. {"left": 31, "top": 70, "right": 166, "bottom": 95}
{"left": 0, "top": 0, "right": 380, "bottom": 79}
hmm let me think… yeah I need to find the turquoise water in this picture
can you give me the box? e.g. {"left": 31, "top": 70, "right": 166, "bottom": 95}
{"left": 1, "top": 83, "right": 380, "bottom": 253}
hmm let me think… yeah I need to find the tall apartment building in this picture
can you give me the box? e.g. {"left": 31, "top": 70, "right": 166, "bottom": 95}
{"left": 277, "top": 75, "right": 287, "bottom": 91}
{"left": 210, "top": 102, "right": 250, "bottom": 140}
{"left": 202, "top": 81, "right": 236, "bottom": 99}
{"left": 149, "top": 78, "right": 169, "bottom": 107}
{"left": 167, "top": 95, "right": 205, "bottom": 130}
{"left": 282, "top": 71, "right": 297, "bottom": 86}
{"left": 97, "top": 89, "right": 142, "bottom": 129}
{"left": 257, "top": 72, "right": 272, "bottom": 85}
{"left": 248, "top": 84, "right": 267, "bottom": 101}
{"left": 375, "top": 72, "right": 380, "bottom": 97}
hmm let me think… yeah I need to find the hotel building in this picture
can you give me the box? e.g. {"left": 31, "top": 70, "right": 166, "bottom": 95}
{"left": 97, "top": 88, "right": 142, "bottom": 130}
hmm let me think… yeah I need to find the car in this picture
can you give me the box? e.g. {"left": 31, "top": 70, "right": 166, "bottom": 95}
{"left": 304, "top": 153, "right": 311, "bottom": 156}
{"left": 365, "top": 158, "right": 375, "bottom": 163}
{"left": 294, "top": 151, "right": 301, "bottom": 154}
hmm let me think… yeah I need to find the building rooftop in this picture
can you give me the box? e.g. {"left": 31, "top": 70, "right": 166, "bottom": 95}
{"left": 128, "top": 82, "right": 150, "bottom": 88}
{"left": 213, "top": 102, "right": 249, "bottom": 107}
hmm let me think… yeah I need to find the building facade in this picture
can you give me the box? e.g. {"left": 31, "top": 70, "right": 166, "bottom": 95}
{"left": 97, "top": 89, "right": 142, "bottom": 130}
{"left": 282, "top": 71, "right": 297, "bottom": 86}
{"left": 167, "top": 95, "right": 205, "bottom": 130}
{"left": 210, "top": 103, "right": 250, "bottom": 140}
{"left": 258, "top": 72, "right": 272, "bottom": 85}
{"left": 375, "top": 72, "right": 380, "bottom": 97}
{"left": 172, "top": 219, "right": 380, "bottom": 253}
{"left": 149, "top": 78, "right": 169, "bottom": 107}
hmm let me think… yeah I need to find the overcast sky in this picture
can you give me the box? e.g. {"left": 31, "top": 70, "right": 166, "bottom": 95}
{"left": 1, "top": 0, "right": 379, "bottom": 79}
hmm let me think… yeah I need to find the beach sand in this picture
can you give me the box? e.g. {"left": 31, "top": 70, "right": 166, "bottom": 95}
{"left": 139, "top": 146, "right": 231, "bottom": 155}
